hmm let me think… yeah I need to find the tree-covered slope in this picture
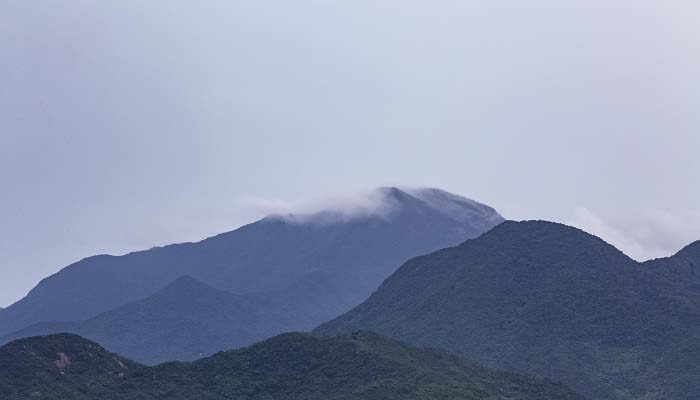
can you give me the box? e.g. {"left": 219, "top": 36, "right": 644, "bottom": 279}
{"left": 0, "top": 332, "right": 583, "bottom": 400}
{"left": 315, "top": 220, "right": 700, "bottom": 400}
{"left": 0, "top": 187, "right": 503, "bottom": 338}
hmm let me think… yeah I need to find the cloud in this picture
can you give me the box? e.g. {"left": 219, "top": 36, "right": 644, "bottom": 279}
{"left": 235, "top": 197, "right": 296, "bottom": 217}
{"left": 567, "top": 207, "right": 700, "bottom": 261}
{"left": 235, "top": 188, "right": 401, "bottom": 225}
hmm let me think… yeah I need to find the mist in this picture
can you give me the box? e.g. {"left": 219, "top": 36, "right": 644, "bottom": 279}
{"left": 2, "top": 0, "right": 700, "bottom": 306}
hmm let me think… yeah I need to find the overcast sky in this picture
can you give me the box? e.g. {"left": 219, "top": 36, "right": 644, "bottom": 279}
{"left": 2, "top": 1, "right": 699, "bottom": 307}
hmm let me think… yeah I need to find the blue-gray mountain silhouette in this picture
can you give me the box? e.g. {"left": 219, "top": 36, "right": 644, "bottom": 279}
{"left": 0, "top": 276, "right": 306, "bottom": 364}
{"left": 0, "top": 187, "right": 503, "bottom": 361}
{"left": 315, "top": 220, "right": 700, "bottom": 400}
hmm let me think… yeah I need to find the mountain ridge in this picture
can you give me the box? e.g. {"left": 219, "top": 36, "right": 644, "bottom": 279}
{"left": 0, "top": 332, "right": 585, "bottom": 400}
{"left": 0, "top": 275, "right": 301, "bottom": 364}
{"left": 315, "top": 220, "right": 700, "bottom": 400}
{"left": 0, "top": 187, "right": 504, "bottom": 359}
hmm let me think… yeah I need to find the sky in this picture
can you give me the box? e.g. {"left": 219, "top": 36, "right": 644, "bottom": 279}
{"left": 1, "top": 1, "right": 699, "bottom": 307}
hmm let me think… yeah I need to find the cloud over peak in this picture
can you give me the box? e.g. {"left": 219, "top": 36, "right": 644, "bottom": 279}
{"left": 239, "top": 187, "right": 501, "bottom": 226}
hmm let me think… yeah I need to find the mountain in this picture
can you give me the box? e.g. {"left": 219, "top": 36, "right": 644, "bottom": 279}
{"left": 315, "top": 220, "right": 700, "bottom": 400}
{"left": 0, "top": 332, "right": 584, "bottom": 400}
{"left": 0, "top": 276, "right": 300, "bottom": 364}
{"left": 0, "top": 187, "right": 503, "bottom": 337}
{"left": 0, "top": 187, "right": 503, "bottom": 351}
{"left": 1, "top": 275, "right": 371, "bottom": 364}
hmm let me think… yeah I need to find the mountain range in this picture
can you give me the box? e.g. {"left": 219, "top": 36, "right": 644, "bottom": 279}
{"left": 5, "top": 186, "right": 700, "bottom": 399}
{"left": 0, "top": 332, "right": 584, "bottom": 400}
{"left": 0, "top": 187, "right": 504, "bottom": 363}
{"left": 315, "top": 220, "right": 700, "bottom": 400}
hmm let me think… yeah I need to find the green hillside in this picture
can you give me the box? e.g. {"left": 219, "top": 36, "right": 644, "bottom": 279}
{"left": 0, "top": 332, "right": 583, "bottom": 400}
{"left": 316, "top": 220, "right": 700, "bottom": 400}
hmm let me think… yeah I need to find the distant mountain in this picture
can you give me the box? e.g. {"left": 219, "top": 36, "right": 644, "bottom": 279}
{"left": 0, "top": 332, "right": 584, "bottom": 400}
{"left": 0, "top": 187, "right": 503, "bottom": 344}
{"left": 1, "top": 275, "right": 368, "bottom": 364}
{"left": 0, "top": 276, "right": 299, "bottom": 364}
{"left": 315, "top": 221, "right": 700, "bottom": 400}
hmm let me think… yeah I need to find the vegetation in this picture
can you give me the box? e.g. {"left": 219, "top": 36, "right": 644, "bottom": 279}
{"left": 0, "top": 332, "right": 583, "bottom": 400}
{"left": 315, "top": 220, "right": 700, "bottom": 400}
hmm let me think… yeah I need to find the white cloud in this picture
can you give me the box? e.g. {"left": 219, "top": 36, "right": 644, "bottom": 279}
{"left": 567, "top": 207, "right": 700, "bottom": 261}
{"left": 235, "top": 188, "right": 401, "bottom": 225}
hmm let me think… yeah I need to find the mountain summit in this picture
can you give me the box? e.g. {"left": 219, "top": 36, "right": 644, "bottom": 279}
{"left": 266, "top": 187, "right": 503, "bottom": 228}
{"left": 0, "top": 187, "right": 503, "bottom": 361}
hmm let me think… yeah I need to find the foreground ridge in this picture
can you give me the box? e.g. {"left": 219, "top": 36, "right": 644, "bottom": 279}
{"left": 0, "top": 332, "right": 583, "bottom": 400}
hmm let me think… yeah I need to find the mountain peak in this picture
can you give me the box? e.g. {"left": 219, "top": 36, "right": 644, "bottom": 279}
{"left": 265, "top": 187, "right": 503, "bottom": 227}
{"left": 1, "top": 332, "right": 98, "bottom": 355}
{"left": 472, "top": 219, "right": 632, "bottom": 259}
{"left": 0, "top": 332, "right": 136, "bottom": 373}
{"left": 150, "top": 275, "right": 222, "bottom": 299}
{"left": 471, "top": 219, "right": 589, "bottom": 244}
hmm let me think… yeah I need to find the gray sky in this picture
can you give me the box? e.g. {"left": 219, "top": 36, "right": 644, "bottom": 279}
{"left": 2, "top": 1, "right": 699, "bottom": 307}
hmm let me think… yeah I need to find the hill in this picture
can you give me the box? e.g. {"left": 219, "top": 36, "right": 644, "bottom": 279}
{"left": 315, "top": 220, "right": 700, "bottom": 400}
{"left": 0, "top": 332, "right": 584, "bottom": 400}
{"left": 0, "top": 187, "right": 503, "bottom": 339}
{"left": 0, "top": 276, "right": 302, "bottom": 364}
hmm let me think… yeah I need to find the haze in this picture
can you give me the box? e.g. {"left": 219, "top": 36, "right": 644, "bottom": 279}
{"left": 2, "top": 0, "right": 699, "bottom": 307}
